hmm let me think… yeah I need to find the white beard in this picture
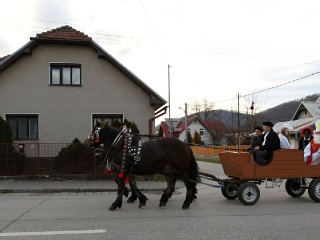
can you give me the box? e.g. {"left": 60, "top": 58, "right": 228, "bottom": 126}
{"left": 314, "top": 134, "right": 320, "bottom": 144}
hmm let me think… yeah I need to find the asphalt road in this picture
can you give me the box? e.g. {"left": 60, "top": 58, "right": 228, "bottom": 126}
{"left": 0, "top": 162, "right": 319, "bottom": 240}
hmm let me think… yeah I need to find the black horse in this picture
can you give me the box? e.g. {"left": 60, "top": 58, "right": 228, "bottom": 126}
{"left": 99, "top": 125, "right": 200, "bottom": 210}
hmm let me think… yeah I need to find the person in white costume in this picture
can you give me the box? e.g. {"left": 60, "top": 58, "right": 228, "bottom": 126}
{"left": 304, "top": 120, "right": 320, "bottom": 165}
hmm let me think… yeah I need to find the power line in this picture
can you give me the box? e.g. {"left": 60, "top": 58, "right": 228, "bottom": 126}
{"left": 242, "top": 72, "right": 320, "bottom": 98}
{"left": 215, "top": 71, "right": 320, "bottom": 104}
{"left": 139, "top": 0, "right": 169, "bottom": 65}
{"left": 3, "top": 17, "right": 320, "bottom": 66}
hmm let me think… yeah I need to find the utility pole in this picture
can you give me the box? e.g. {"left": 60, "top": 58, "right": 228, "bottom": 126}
{"left": 237, "top": 93, "right": 240, "bottom": 153}
{"left": 168, "top": 64, "right": 172, "bottom": 137}
{"left": 184, "top": 103, "right": 188, "bottom": 144}
{"left": 179, "top": 103, "right": 188, "bottom": 143}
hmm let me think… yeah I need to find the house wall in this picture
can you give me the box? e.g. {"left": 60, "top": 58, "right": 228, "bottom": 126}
{"left": 179, "top": 120, "right": 212, "bottom": 145}
{"left": 0, "top": 44, "right": 155, "bottom": 143}
{"left": 296, "top": 110, "right": 313, "bottom": 119}
{"left": 288, "top": 136, "right": 298, "bottom": 149}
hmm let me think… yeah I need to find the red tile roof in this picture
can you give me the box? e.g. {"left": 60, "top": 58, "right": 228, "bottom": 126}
{"left": 158, "top": 117, "right": 227, "bottom": 139}
{"left": 203, "top": 121, "right": 227, "bottom": 135}
{"left": 35, "top": 25, "right": 92, "bottom": 41}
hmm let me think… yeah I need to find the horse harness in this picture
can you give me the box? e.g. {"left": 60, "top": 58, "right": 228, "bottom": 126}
{"left": 103, "top": 126, "right": 200, "bottom": 185}
{"left": 104, "top": 125, "right": 143, "bottom": 174}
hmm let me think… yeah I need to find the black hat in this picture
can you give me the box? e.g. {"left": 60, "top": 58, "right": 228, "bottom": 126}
{"left": 254, "top": 126, "right": 263, "bottom": 132}
{"left": 263, "top": 121, "right": 274, "bottom": 127}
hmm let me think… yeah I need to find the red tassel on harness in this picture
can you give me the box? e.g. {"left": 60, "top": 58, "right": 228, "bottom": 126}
{"left": 104, "top": 169, "right": 114, "bottom": 174}
{"left": 117, "top": 173, "right": 129, "bottom": 184}
{"left": 124, "top": 176, "right": 129, "bottom": 184}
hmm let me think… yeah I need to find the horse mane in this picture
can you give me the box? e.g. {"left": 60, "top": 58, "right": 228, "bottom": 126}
{"left": 99, "top": 125, "right": 120, "bottom": 146}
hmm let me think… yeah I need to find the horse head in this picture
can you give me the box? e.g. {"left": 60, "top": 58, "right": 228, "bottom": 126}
{"left": 84, "top": 128, "right": 101, "bottom": 147}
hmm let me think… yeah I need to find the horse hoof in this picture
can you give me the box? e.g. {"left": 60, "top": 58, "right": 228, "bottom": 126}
{"left": 159, "top": 202, "right": 166, "bottom": 207}
{"left": 127, "top": 197, "right": 137, "bottom": 203}
{"left": 109, "top": 201, "right": 121, "bottom": 211}
{"left": 109, "top": 205, "right": 118, "bottom": 211}
{"left": 139, "top": 202, "right": 146, "bottom": 208}
{"left": 182, "top": 204, "right": 190, "bottom": 209}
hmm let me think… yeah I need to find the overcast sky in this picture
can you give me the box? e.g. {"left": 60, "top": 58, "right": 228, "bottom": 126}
{"left": 1, "top": 0, "right": 320, "bottom": 124}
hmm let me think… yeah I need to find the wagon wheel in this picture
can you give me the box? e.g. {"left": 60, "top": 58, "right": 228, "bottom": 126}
{"left": 237, "top": 182, "right": 260, "bottom": 205}
{"left": 221, "top": 182, "right": 238, "bottom": 200}
{"left": 285, "top": 179, "right": 306, "bottom": 197}
{"left": 308, "top": 178, "right": 320, "bottom": 203}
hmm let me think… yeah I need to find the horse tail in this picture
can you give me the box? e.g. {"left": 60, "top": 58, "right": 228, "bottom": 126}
{"left": 188, "top": 146, "right": 200, "bottom": 182}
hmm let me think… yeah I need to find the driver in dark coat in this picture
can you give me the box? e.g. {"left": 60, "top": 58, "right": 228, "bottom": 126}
{"left": 252, "top": 121, "right": 280, "bottom": 166}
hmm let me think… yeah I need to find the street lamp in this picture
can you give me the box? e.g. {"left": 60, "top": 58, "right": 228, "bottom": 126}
{"left": 179, "top": 103, "right": 188, "bottom": 144}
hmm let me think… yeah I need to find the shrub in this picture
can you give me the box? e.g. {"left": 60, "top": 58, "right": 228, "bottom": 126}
{"left": 53, "top": 138, "right": 96, "bottom": 173}
{"left": 0, "top": 117, "right": 27, "bottom": 175}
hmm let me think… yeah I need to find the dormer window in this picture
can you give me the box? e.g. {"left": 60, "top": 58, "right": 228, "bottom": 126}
{"left": 50, "top": 63, "right": 81, "bottom": 86}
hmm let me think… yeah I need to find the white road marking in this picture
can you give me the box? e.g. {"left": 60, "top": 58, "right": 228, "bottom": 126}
{"left": 0, "top": 229, "right": 106, "bottom": 237}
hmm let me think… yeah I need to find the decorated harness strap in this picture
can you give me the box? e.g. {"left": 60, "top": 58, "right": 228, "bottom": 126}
{"left": 128, "top": 134, "right": 143, "bottom": 162}
{"left": 104, "top": 125, "right": 144, "bottom": 183}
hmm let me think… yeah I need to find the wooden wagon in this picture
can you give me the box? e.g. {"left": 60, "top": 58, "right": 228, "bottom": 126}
{"left": 217, "top": 149, "right": 320, "bottom": 205}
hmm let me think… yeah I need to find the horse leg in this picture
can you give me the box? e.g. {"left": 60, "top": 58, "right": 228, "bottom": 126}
{"left": 128, "top": 181, "right": 148, "bottom": 208}
{"left": 182, "top": 180, "right": 197, "bottom": 209}
{"left": 127, "top": 176, "right": 138, "bottom": 203}
{"left": 192, "top": 185, "right": 198, "bottom": 200}
{"left": 115, "top": 177, "right": 129, "bottom": 198}
{"left": 109, "top": 176, "right": 126, "bottom": 211}
{"left": 168, "top": 177, "right": 177, "bottom": 199}
{"left": 159, "top": 176, "right": 175, "bottom": 207}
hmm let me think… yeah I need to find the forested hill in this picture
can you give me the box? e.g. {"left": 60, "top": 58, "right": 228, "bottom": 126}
{"left": 260, "top": 93, "right": 320, "bottom": 123}
{"left": 158, "top": 93, "right": 320, "bottom": 130}
{"left": 188, "top": 93, "right": 320, "bottom": 129}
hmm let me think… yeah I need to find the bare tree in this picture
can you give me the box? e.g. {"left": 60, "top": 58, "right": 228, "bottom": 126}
{"left": 202, "top": 98, "right": 215, "bottom": 121}
{"left": 190, "top": 98, "right": 215, "bottom": 121}
{"left": 190, "top": 100, "right": 201, "bottom": 119}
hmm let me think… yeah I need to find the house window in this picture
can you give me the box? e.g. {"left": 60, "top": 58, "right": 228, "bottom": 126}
{"left": 50, "top": 63, "right": 81, "bottom": 86}
{"left": 200, "top": 128, "right": 204, "bottom": 136}
{"left": 6, "top": 114, "right": 38, "bottom": 139}
{"left": 92, "top": 114, "right": 124, "bottom": 129}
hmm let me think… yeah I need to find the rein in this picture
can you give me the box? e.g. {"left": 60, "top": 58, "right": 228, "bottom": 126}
{"left": 103, "top": 126, "right": 128, "bottom": 163}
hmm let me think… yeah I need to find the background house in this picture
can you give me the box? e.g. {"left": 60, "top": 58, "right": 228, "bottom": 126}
{"left": 158, "top": 117, "right": 227, "bottom": 145}
{"left": 0, "top": 26, "right": 166, "bottom": 144}
{"left": 273, "top": 97, "right": 320, "bottom": 149}
{"left": 291, "top": 97, "right": 320, "bottom": 120}
{"left": 273, "top": 116, "right": 320, "bottom": 149}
